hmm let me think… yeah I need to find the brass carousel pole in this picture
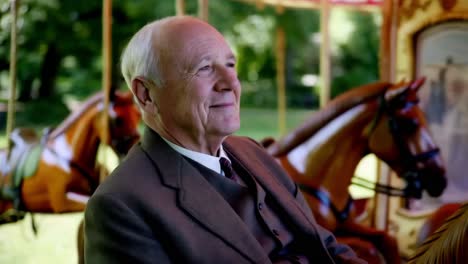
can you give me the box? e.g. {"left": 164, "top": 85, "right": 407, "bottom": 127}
{"left": 198, "top": 0, "right": 209, "bottom": 21}
{"left": 176, "top": 0, "right": 186, "bottom": 16}
{"left": 5, "top": 0, "right": 19, "bottom": 154}
{"left": 100, "top": 0, "right": 112, "bottom": 182}
{"left": 276, "top": 24, "right": 287, "bottom": 136}
{"left": 374, "top": 0, "right": 398, "bottom": 231}
{"left": 275, "top": 2, "right": 287, "bottom": 136}
{"left": 319, "top": 0, "right": 331, "bottom": 108}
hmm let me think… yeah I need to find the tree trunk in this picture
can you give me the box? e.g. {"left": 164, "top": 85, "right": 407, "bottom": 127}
{"left": 18, "top": 77, "right": 34, "bottom": 101}
{"left": 38, "top": 44, "right": 61, "bottom": 98}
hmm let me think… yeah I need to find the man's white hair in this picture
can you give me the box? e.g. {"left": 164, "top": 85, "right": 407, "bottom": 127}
{"left": 120, "top": 17, "right": 177, "bottom": 90}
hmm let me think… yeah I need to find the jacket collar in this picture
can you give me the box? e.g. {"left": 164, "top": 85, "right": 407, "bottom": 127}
{"left": 140, "top": 127, "right": 268, "bottom": 263}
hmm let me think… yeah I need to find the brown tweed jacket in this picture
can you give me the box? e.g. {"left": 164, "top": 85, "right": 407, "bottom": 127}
{"left": 84, "top": 127, "right": 364, "bottom": 264}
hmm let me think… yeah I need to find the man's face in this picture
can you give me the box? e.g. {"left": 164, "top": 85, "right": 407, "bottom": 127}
{"left": 153, "top": 20, "right": 241, "bottom": 147}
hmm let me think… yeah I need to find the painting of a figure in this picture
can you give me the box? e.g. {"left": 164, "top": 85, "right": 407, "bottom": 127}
{"left": 415, "top": 21, "right": 468, "bottom": 210}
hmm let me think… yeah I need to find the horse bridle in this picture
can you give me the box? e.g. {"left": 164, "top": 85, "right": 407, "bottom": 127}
{"left": 352, "top": 90, "right": 441, "bottom": 199}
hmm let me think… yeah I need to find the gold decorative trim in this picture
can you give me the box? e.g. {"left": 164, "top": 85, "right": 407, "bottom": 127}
{"left": 398, "top": 0, "right": 432, "bottom": 22}
{"left": 396, "top": 6, "right": 468, "bottom": 80}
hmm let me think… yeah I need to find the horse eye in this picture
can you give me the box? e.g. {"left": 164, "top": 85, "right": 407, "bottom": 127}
{"left": 389, "top": 94, "right": 409, "bottom": 110}
{"left": 395, "top": 99, "right": 408, "bottom": 110}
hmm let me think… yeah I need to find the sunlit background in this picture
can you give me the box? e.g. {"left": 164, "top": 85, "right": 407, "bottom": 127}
{"left": 0, "top": 1, "right": 380, "bottom": 263}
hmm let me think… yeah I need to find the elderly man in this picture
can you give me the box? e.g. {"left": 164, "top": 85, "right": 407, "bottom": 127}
{"left": 84, "top": 16, "right": 365, "bottom": 264}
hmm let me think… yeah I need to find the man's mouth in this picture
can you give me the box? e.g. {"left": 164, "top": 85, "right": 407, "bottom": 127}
{"left": 211, "top": 102, "right": 235, "bottom": 108}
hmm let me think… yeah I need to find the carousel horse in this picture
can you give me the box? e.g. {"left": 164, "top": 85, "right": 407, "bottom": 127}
{"left": 264, "top": 79, "right": 447, "bottom": 264}
{"left": 408, "top": 202, "right": 468, "bottom": 263}
{"left": 0, "top": 90, "right": 141, "bottom": 220}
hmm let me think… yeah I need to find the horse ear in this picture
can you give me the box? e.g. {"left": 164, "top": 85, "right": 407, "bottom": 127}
{"left": 385, "top": 81, "right": 410, "bottom": 102}
{"left": 112, "top": 89, "right": 134, "bottom": 105}
{"left": 410, "top": 77, "right": 426, "bottom": 92}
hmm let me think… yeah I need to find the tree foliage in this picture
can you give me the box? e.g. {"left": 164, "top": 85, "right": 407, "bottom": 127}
{"left": 331, "top": 10, "right": 380, "bottom": 98}
{"left": 0, "top": 0, "right": 379, "bottom": 127}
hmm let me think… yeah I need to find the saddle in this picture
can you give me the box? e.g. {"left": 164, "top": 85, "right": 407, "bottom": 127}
{"left": 1, "top": 128, "right": 48, "bottom": 202}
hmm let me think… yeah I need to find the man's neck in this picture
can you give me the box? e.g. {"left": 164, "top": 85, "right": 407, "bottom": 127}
{"left": 151, "top": 123, "right": 225, "bottom": 155}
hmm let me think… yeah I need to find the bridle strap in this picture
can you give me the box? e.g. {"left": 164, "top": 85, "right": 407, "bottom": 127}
{"left": 44, "top": 146, "right": 99, "bottom": 193}
{"left": 408, "top": 147, "right": 440, "bottom": 164}
{"left": 361, "top": 89, "right": 440, "bottom": 198}
{"left": 367, "top": 93, "right": 387, "bottom": 134}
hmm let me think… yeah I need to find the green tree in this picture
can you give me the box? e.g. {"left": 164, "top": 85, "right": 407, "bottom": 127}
{"left": 331, "top": 10, "right": 380, "bottom": 97}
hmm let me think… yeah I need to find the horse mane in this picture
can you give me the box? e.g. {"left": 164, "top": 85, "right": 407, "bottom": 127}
{"left": 48, "top": 91, "right": 104, "bottom": 139}
{"left": 267, "top": 82, "right": 391, "bottom": 156}
{"left": 408, "top": 202, "right": 468, "bottom": 264}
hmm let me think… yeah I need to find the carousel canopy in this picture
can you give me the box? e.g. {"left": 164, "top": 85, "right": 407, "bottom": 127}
{"left": 235, "top": 0, "right": 383, "bottom": 9}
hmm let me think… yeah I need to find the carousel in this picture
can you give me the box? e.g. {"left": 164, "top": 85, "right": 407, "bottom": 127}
{"left": 1, "top": 0, "right": 467, "bottom": 263}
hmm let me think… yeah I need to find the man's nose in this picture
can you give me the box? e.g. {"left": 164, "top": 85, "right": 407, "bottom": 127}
{"left": 214, "top": 66, "right": 239, "bottom": 91}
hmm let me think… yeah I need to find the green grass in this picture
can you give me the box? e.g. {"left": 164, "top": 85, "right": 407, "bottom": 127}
{"left": 0, "top": 108, "right": 377, "bottom": 263}
{"left": 0, "top": 213, "right": 83, "bottom": 264}
{"left": 237, "top": 107, "right": 313, "bottom": 140}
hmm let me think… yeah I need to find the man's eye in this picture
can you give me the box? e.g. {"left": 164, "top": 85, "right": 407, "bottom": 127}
{"left": 199, "top": 65, "right": 211, "bottom": 71}
{"left": 227, "top": 62, "right": 235, "bottom": 68}
{"left": 195, "top": 65, "right": 214, "bottom": 77}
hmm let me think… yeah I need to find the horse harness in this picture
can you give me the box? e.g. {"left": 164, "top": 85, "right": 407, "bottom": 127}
{"left": 299, "top": 87, "right": 442, "bottom": 223}
{"left": 345, "top": 88, "right": 441, "bottom": 200}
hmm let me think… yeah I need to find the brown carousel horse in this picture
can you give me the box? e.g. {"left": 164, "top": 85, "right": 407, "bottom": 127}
{"left": 408, "top": 202, "right": 468, "bottom": 264}
{"left": 0, "top": 90, "right": 140, "bottom": 221}
{"left": 264, "top": 79, "right": 447, "bottom": 264}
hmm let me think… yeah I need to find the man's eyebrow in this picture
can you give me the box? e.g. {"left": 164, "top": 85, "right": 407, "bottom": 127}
{"left": 227, "top": 54, "right": 236, "bottom": 61}
{"left": 195, "top": 53, "right": 235, "bottom": 65}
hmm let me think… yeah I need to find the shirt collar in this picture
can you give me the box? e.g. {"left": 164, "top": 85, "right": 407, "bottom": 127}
{"left": 161, "top": 137, "right": 230, "bottom": 174}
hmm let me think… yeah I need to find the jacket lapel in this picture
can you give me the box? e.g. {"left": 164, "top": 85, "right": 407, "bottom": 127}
{"left": 140, "top": 128, "right": 267, "bottom": 263}
{"left": 223, "top": 137, "right": 320, "bottom": 236}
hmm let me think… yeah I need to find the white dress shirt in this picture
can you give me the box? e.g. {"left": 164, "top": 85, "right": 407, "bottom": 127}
{"left": 161, "top": 137, "right": 231, "bottom": 176}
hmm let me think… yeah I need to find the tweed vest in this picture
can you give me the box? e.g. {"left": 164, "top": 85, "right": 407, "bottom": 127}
{"left": 185, "top": 158, "right": 310, "bottom": 263}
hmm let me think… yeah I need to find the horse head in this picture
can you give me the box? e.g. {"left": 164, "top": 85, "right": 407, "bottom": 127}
{"left": 368, "top": 79, "right": 447, "bottom": 198}
{"left": 264, "top": 79, "right": 446, "bottom": 264}
{"left": 104, "top": 91, "right": 141, "bottom": 157}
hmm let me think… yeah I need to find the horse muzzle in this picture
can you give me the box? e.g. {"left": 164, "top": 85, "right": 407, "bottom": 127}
{"left": 404, "top": 165, "right": 446, "bottom": 198}
{"left": 420, "top": 165, "right": 447, "bottom": 197}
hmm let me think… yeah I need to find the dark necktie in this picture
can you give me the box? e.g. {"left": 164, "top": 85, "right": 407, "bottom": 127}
{"left": 219, "top": 157, "right": 238, "bottom": 182}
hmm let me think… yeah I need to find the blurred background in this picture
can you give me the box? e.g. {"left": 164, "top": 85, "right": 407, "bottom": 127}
{"left": 0, "top": 0, "right": 380, "bottom": 263}
{"left": 0, "top": 0, "right": 380, "bottom": 131}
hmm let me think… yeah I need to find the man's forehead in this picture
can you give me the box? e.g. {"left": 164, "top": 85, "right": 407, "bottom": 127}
{"left": 166, "top": 27, "right": 231, "bottom": 60}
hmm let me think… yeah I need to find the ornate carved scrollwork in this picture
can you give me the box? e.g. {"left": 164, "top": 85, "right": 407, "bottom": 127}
{"left": 399, "top": 0, "right": 432, "bottom": 21}
{"left": 439, "top": 0, "right": 457, "bottom": 11}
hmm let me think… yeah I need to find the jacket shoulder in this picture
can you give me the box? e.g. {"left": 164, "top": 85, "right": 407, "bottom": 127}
{"left": 93, "top": 144, "right": 160, "bottom": 198}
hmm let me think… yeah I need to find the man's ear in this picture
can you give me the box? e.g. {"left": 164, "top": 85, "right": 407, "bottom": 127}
{"left": 131, "top": 78, "right": 158, "bottom": 115}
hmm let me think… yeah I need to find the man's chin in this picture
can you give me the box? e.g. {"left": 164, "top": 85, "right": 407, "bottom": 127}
{"left": 217, "top": 125, "right": 240, "bottom": 137}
